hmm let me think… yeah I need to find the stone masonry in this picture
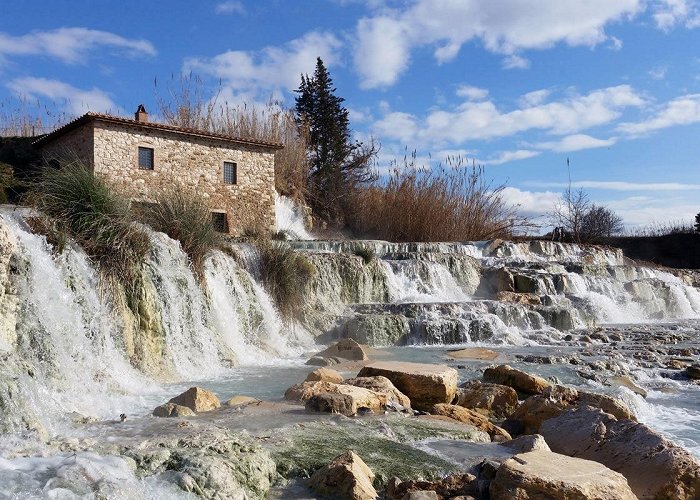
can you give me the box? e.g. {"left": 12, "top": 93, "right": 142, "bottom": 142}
{"left": 36, "top": 111, "right": 281, "bottom": 236}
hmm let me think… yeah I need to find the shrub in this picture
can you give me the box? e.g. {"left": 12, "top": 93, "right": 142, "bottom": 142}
{"left": 256, "top": 241, "right": 315, "bottom": 320}
{"left": 139, "top": 186, "right": 219, "bottom": 276}
{"left": 29, "top": 156, "right": 150, "bottom": 306}
{"left": 348, "top": 157, "right": 524, "bottom": 242}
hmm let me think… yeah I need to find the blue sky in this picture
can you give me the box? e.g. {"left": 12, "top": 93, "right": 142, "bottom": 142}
{"left": 1, "top": 0, "right": 700, "bottom": 228}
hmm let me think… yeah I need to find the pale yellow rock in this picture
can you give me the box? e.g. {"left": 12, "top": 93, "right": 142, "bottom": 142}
{"left": 453, "top": 380, "right": 518, "bottom": 419}
{"left": 315, "top": 339, "right": 370, "bottom": 361}
{"left": 152, "top": 403, "right": 195, "bottom": 418}
{"left": 305, "top": 367, "right": 345, "bottom": 384}
{"left": 308, "top": 450, "right": 378, "bottom": 500}
{"left": 483, "top": 365, "right": 550, "bottom": 396}
{"left": 430, "top": 403, "right": 512, "bottom": 441}
{"left": 285, "top": 381, "right": 386, "bottom": 411}
{"left": 446, "top": 347, "right": 499, "bottom": 361}
{"left": 345, "top": 376, "right": 411, "bottom": 408}
{"left": 225, "top": 395, "right": 261, "bottom": 407}
{"left": 168, "top": 387, "right": 220, "bottom": 413}
{"left": 358, "top": 361, "right": 457, "bottom": 411}
{"left": 490, "top": 451, "right": 637, "bottom": 500}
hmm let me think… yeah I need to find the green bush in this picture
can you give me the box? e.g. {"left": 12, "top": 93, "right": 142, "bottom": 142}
{"left": 29, "top": 157, "right": 150, "bottom": 306}
{"left": 140, "top": 186, "right": 219, "bottom": 276}
{"left": 256, "top": 241, "right": 315, "bottom": 320}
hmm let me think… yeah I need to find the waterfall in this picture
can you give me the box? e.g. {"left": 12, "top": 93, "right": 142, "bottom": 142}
{"left": 275, "top": 194, "right": 313, "bottom": 240}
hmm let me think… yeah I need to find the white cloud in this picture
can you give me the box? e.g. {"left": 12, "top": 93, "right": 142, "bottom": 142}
{"left": 353, "top": 0, "right": 643, "bottom": 88}
{"left": 526, "top": 180, "right": 700, "bottom": 191}
{"left": 6, "top": 77, "right": 117, "bottom": 115}
{"left": 185, "top": 31, "right": 342, "bottom": 94}
{"left": 648, "top": 65, "right": 668, "bottom": 80}
{"left": 652, "top": 0, "right": 700, "bottom": 30}
{"left": 617, "top": 93, "right": 700, "bottom": 135}
{"left": 606, "top": 196, "right": 699, "bottom": 226}
{"left": 456, "top": 85, "right": 489, "bottom": 101}
{"left": 373, "top": 85, "right": 645, "bottom": 147}
{"left": 215, "top": 1, "right": 245, "bottom": 14}
{"left": 519, "top": 89, "right": 551, "bottom": 107}
{"left": 502, "top": 54, "right": 530, "bottom": 70}
{"left": 0, "top": 27, "right": 155, "bottom": 64}
{"left": 500, "top": 187, "right": 561, "bottom": 219}
{"left": 482, "top": 149, "right": 541, "bottom": 165}
{"left": 534, "top": 134, "right": 617, "bottom": 152}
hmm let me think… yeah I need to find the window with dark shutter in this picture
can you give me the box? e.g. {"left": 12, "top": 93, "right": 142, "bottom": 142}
{"left": 223, "top": 162, "right": 237, "bottom": 184}
{"left": 212, "top": 212, "right": 228, "bottom": 233}
{"left": 138, "top": 147, "right": 154, "bottom": 170}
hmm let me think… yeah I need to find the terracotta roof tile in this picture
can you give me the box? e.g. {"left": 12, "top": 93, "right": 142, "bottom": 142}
{"left": 33, "top": 112, "right": 284, "bottom": 150}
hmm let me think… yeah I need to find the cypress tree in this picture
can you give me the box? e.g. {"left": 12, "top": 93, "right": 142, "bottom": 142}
{"left": 295, "top": 58, "right": 376, "bottom": 222}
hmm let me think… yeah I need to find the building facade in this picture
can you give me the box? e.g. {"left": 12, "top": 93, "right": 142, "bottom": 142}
{"left": 34, "top": 108, "right": 282, "bottom": 235}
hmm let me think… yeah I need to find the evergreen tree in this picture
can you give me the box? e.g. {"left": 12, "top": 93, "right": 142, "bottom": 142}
{"left": 695, "top": 212, "right": 700, "bottom": 233}
{"left": 295, "top": 58, "right": 376, "bottom": 222}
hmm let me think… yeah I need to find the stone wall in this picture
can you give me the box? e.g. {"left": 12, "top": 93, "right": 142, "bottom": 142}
{"left": 40, "top": 124, "right": 94, "bottom": 166}
{"left": 42, "top": 121, "right": 277, "bottom": 235}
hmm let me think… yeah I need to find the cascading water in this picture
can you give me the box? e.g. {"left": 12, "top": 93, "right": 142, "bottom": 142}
{"left": 275, "top": 193, "right": 313, "bottom": 240}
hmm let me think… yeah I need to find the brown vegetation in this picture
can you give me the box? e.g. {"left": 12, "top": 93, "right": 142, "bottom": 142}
{"left": 348, "top": 157, "right": 525, "bottom": 242}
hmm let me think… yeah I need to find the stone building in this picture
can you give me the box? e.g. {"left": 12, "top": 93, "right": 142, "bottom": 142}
{"left": 34, "top": 106, "right": 282, "bottom": 235}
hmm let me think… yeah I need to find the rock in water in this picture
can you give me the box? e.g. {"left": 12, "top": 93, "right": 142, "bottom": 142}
{"left": 453, "top": 380, "right": 518, "bottom": 419}
{"left": 305, "top": 367, "right": 345, "bottom": 384}
{"left": 358, "top": 361, "right": 457, "bottom": 411}
{"left": 483, "top": 365, "right": 550, "bottom": 396}
{"left": 308, "top": 450, "right": 378, "bottom": 500}
{"left": 500, "top": 434, "right": 551, "bottom": 454}
{"left": 314, "top": 339, "right": 370, "bottom": 361}
{"left": 490, "top": 450, "right": 636, "bottom": 500}
{"left": 446, "top": 347, "right": 499, "bottom": 361}
{"left": 540, "top": 406, "right": 700, "bottom": 499}
{"left": 306, "top": 393, "right": 357, "bottom": 416}
{"left": 152, "top": 403, "right": 195, "bottom": 418}
{"left": 686, "top": 364, "right": 700, "bottom": 380}
{"left": 429, "top": 404, "right": 512, "bottom": 441}
{"left": 385, "top": 473, "right": 477, "bottom": 500}
{"left": 286, "top": 380, "right": 385, "bottom": 411}
{"left": 344, "top": 376, "right": 411, "bottom": 408}
{"left": 168, "top": 387, "right": 220, "bottom": 413}
{"left": 225, "top": 395, "right": 261, "bottom": 407}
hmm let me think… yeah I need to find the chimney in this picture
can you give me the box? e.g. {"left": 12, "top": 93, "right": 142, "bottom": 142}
{"left": 135, "top": 104, "right": 148, "bottom": 123}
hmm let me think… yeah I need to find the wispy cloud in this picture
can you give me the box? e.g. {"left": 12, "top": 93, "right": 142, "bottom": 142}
{"left": 533, "top": 134, "right": 617, "bottom": 152}
{"left": 215, "top": 1, "right": 245, "bottom": 15}
{"left": 617, "top": 93, "right": 700, "bottom": 135}
{"left": 525, "top": 180, "right": 700, "bottom": 191}
{"left": 6, "top": 77, "right": 117, "bottom": 115}
{"left": 0, "top": 27, "right": 156, "bottom": 64}
{"left": 482, "top": 149, "right": 540, "bottom": 165}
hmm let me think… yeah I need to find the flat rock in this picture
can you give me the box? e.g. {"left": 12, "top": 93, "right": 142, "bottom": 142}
{"left": 358, "top": 361, "right": 457, "bottom": 411}
{"left": 285, "top": 381, "right": 385, "bottom": 411}
{"left": 506, "top": 395, "right": 569, "bottom": 434}
{"left": 483, "top": 365, "right": 550, "bottom": 396}
{"left": 430, "top": 403, "right": 512, "bottom": 441}
{"left": 495, "top": 291, "right": 542, "bottom": 306}
{"left": 386, "top": 473, "right": 477, "bottom": 500}
{"left": 540, "top": 406, "right": 700, "bottom": 499}
{"left": 168, "top": 387, "right": 220, "bottom": 413}
{"left": 454, "top": 380, "right": 518, "bottom": 419}
{"left": 686, "top": 364, "right": 700, "bottom": 380}
{"left": 314, "top": 339, "right": 370, "bottom": 362}
{"left": 446, "top": 347, "right": 499, "bottom": 361}
{"left": 306, "top": 367, "right": 345, "bottom": 384}
{"left": 306, "top": 393, "right": 358, "bottom": 416}
{"left": 308, "top": 450, "right": 378, "bottom": 500}
{"left": 500, "top": 434, "right": 551, "bottom": 454}
{"left": 152, "top": 403, "right": 195, "bottom": 418}
{"left": 225, "top": 395, "right": 261, "bottom": 407}
{"left": 490, "top": 450, "right": 637, "bottom": 500}
{"left": 345, "top": 376, "right": 411, "bottom": 408}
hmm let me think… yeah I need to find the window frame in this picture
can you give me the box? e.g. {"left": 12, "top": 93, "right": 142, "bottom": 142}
{"left": 137, "top": 146, "right": 154, "bottom": 170}
{"left": 223, "top": 161, "right": 237, "bottom": 185}
{"left": 211, "top": 211, "right": 228, "bottom": 233}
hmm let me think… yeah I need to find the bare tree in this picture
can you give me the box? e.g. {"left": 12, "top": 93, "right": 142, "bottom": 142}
{"left": 580, "top": 204, "right": 624, "bottom": 240}
{"left": 551, "top": 187, "right": 591, "bottom": 243}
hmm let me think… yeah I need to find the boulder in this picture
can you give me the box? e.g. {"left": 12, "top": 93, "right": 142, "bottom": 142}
{"left": 453, "top": 380, "right": 518, "bottom": 419}
{"left": 225, "top": 396, "right": 261, "bottom": 407}
{"left": 306, "top": 393, "right": 358, "bottom": 416}
{"left": 540, "top": 406, "right": 700, "bottom": 499}
{"left": 385, "top": 473, "right": 477, "bottom": 500}
{"left": 495, "top": 291, "right": 542, "bottom": 306}
{"left": 345, "top": 376, "right": 411, "bottom": 408}
{"left": 285, "top": 381, "right": 385, "bottom": 411}
{"left": 430, "top": 404, "right": 512, "bottom": 442}
{"left": 152, "top": 403, "right": 195, "bottom": 418}
{"left": 686, "top": 364, "right": 700, "bottom": 380}
{"left": 500, "top": 434, "right": 551, "bottom": 454}
{"left": 490, "top": 450, "right": 636, "bottom": 500}
{"left": 314, "top": 339, "right": 370, "bottom": 362}
{"left": 308, "top": 450, "right": 377, "bottom": 500}
{"left": 446, "top": 347, "right": 499, "bottom": 361}
{"left": 358, "top": 361, "right": 457, "bottom": 411}
{"left": 306, "top": 367, "right": 345, "bottom": 384}
{"left": 506, "top": 386, "right": 636, "bottom": 434}
{"left": 483, "top": 365, "right": 550, "bottom": 396}
{"left": 168, "top": 387, "right": 220, "bottom": 413}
